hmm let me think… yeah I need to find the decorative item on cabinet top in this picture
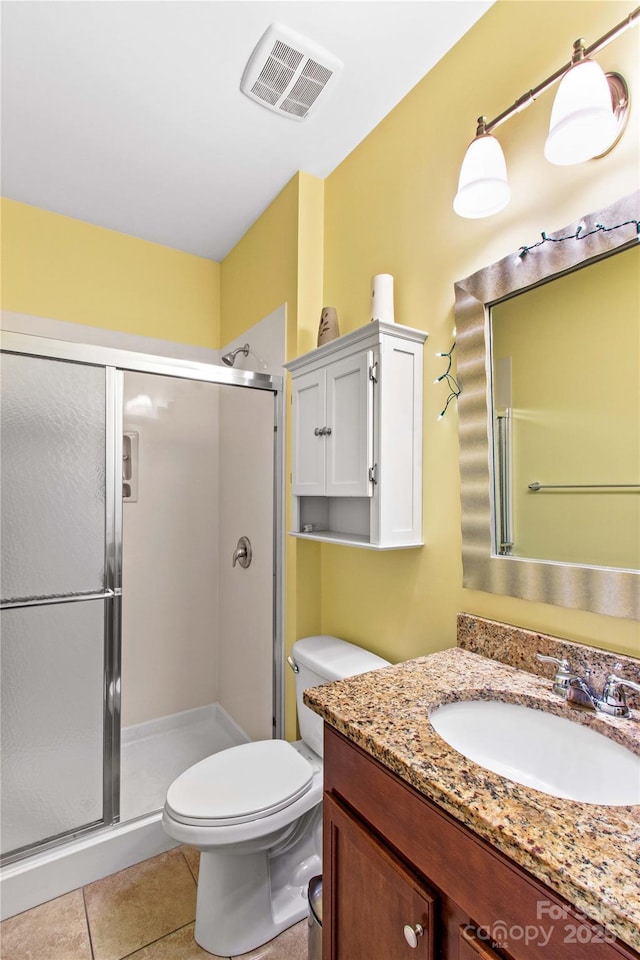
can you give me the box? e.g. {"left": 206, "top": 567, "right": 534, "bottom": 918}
{"left": 284, "top": 321, "right": 427, "bottom": 550}
{"left": 317, "top": 307, "right": 340, "bottom": 346}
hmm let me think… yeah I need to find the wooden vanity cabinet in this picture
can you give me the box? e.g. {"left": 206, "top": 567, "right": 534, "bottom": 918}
{"left": 323, "top": 727, "right": 640, "bottom": 960}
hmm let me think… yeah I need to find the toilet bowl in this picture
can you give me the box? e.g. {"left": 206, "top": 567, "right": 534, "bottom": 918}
{"left": 162, "top": 635, "right": 389, "bottom": 956}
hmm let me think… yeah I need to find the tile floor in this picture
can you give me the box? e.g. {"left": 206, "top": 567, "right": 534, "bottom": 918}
{"left": 0, "top": 848, "right": 308, "bottom": 960}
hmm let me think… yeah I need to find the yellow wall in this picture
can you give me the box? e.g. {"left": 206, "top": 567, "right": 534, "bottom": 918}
{"left": 1, "top": 199, "right": 220, "bottom": 347}
{"left": 220, "top": 178, "right": 299, "bottom": 348}
{"left": 219, "top": 171, "right": 324, "bottom": 354}
{"left": 320, "top": 0, "right": 640, "bottom": 662}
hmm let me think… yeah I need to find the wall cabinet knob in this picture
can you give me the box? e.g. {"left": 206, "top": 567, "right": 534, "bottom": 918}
{"left": 314, "top": 427, "right": 323, "bottom": 436}
{"left": 403, "top": 923, "right": 424, "bottom": 948}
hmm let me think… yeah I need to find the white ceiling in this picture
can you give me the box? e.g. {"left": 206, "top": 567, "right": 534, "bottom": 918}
{"left": 1, "top": 1, "right": 492, "bottom": 261}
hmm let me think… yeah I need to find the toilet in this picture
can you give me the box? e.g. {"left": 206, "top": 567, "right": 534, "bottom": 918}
{"left": 162, "top": 635, "right": 389, "bottom": 956}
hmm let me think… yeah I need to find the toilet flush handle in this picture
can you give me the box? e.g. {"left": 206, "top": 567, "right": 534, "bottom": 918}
{"left": 287, "top": 655, "right": 299, "bottom": 674}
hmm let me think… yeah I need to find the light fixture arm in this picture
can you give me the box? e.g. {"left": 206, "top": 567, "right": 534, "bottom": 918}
{"left": 482, "top": 5, "right": 639, "bottom": 136}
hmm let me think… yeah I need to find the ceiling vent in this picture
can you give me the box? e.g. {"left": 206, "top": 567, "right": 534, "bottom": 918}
{"left": 240, "top": 23, "right": 343, "bottom": 121}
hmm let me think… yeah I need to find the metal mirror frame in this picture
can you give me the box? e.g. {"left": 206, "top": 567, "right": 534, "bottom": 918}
{"left": 454, "top": 190, "right": 639, "bottom": 620}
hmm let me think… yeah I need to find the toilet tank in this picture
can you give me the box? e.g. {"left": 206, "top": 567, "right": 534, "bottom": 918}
{"left": 291, "top": 635, "right": 390, "bottom": 757}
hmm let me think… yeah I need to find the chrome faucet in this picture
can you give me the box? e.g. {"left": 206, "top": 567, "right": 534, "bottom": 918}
{"left": 568, "top": 667, "right": 640, "bottom": 719}
{"left": 537, "top": 653, "right": 640, "bottom": 719}
{"left": 566, "top": 673, "right": 602, "bottom": 711}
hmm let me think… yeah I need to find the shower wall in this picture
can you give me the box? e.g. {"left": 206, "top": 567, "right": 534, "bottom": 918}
{"left": 122, "top": 373, "right": 220, "bottom": 727}
{"left": 216, "top": 304, "right": 285, "bottom": 741}
{"left": 121, "top": 366, "right": 277, "bottom": 742}
{"left": 218, "top": 387, "right": 275, "bottom": 741}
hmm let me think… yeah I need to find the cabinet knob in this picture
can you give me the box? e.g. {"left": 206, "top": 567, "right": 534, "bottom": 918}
{"left": 324, "top": 426, "right": 332, "bottom": 436}
{"left": 403, "top": 923, "right": 424, "bottom": 948}
{"left": 314, "top": 427, "right": 323, "bottom": 436}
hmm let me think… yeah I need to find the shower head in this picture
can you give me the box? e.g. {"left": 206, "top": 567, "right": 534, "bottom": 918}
{"left": 221, "top": 344, "right": 250, "bottom": 367}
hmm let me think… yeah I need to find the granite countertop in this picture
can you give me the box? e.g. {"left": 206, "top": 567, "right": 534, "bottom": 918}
{"left": 304, "top": 647, "right": 640, "bottom": 950}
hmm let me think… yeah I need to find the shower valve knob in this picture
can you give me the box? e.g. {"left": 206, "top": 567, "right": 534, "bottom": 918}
{"left": 232, "top": 536, "right": 252, "bottom": 569}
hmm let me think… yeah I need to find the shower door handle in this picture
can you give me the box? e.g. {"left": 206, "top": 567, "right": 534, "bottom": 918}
{"left": 122, "top": 432, "right": 139, "bottom": 502}
{"left": 232, "top": 536, "right": 252, "bottom": 569}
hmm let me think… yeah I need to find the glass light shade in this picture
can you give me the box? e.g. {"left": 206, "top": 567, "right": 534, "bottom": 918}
{"left": 453, "top": 134, "right": 510, "bottom": 219}
{"left": 544, "top": 59, "right": 617, "bottom": 165}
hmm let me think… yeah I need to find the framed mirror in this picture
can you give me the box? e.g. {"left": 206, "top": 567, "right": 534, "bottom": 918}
{"left": 455, "top": 191, "right": 639, "bottom": 620}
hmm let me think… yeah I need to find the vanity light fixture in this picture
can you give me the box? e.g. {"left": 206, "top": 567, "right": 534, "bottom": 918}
{"left": 545, "top": 42, "right": 625, "bottom": 165}
{"left": 454, "top": 6, "right": 638, "bottom": 219}
{"left": 453, "top": 118, "right": 510, "bottom": 219}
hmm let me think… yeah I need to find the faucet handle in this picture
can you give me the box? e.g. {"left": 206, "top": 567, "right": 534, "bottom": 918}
{"left": 601, "top": 665, "right": 640, "bottom": 717}
{"left": 536, "top": 653, "right": 574, "bottom": 698}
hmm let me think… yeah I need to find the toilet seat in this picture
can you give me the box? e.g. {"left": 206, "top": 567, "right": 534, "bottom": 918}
{"left": 165, "top": 740, "right": 313, "bottom": 827}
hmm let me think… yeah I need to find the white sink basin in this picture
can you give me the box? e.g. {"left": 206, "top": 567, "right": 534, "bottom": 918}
{"left": 429, "top": 699, "right": 640, "bottom": 806}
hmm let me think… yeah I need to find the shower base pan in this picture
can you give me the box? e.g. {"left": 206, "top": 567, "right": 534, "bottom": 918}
{"left": 1, "top": 702, "right": 249, "bottom": 919}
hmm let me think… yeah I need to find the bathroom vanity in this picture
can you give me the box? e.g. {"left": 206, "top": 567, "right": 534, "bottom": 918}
{"left": 305, "top": 619, "right": 640, "bottom": 960}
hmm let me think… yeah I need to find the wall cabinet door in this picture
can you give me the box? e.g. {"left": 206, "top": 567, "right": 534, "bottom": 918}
{"left": 325, "top": 350, "right": 373, "bottom": 497}
{"left": 292, "top": 367, "right": 326, "bottom": 496}
{"left": 292, "top": 351, "right": 373, "bottom": 498}
{"left": 324, "top": 793, "right": 435, "bottom": 960}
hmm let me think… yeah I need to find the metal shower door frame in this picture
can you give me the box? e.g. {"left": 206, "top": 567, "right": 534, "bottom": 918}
{"left": 0, "top": 331, "right": 285, "bottom": 860}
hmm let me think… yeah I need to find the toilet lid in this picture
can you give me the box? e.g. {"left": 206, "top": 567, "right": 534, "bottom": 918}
{"left": 165, "top": 740, "right": 314, "bottom": 826}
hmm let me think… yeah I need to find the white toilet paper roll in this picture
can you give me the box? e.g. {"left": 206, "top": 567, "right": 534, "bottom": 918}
{"left": 371, "top": 274, "right": 394, "bottom": 323}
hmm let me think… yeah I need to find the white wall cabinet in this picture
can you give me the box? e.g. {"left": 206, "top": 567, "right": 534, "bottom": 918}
{"left": 285, "top": 321, "right": 426, "bottom": 549}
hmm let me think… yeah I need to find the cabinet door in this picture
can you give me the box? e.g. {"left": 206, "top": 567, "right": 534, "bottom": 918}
{"left": 325, "top": 350, "right": 373, "bottom": 497}
{"left": 292, "top": 367, "right": 326, "bottom": 496}
{"left": 324, "top": 793, "right": 435, "bottom": 960}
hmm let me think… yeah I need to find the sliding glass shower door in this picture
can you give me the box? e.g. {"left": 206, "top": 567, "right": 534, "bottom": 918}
{"left": 0, "top": 331, "right": 284, "bottom": 865}
{"left": 0, "top": 351, "right": 120, "bottom": 860}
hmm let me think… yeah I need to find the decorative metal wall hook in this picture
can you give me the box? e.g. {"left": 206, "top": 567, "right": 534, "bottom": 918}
{"left": 435, "top": 339, "right": 461, "bottom": 419}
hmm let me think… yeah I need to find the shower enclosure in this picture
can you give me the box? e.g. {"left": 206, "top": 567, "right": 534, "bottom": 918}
{"left": 0, "top": 332, "right": 284, "bottom": 907}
